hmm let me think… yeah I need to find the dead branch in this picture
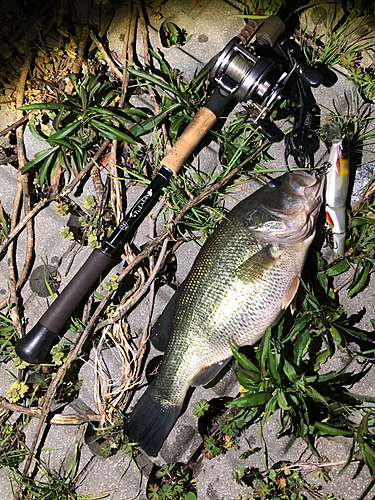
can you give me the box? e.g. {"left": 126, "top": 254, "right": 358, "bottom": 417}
{"left": 0, "top": 198, "right": 50, "bottom": 272}
{"left": 0, "top": 398, "right": 100, "bottom": 423}
{"left": 136, "top": 0, "right": 171, "bottom": 151}
{"left": 0, "top": 112, "right": 34, "bottom": 138}
{"left": 16, "top": 77, "right": 35, "bottom": 292}
{"left": 90, "top": 30, "right": 124, "bottom": 81}
{"left": 120, "top": 1, "right": 136, "bottom": 105}
{"left": 94, "top": 236, "right": 169, "bottom": 331}
{"left": 65, "top": 25, "right": 90, "bottom": 94}
{"left": 0, "top": 397, "right": 42, "bottom": 417}
{"left": 49, "top": 413, "right": 101, "bottom": 424}
{"left": 6, "top": 52, "right": 34, "bottom": 337}
{"left": 109, "top": 1, "right": 138, "bottom": 225}
{"left": 61, "top": 139, "right": 110, "bottom": 196}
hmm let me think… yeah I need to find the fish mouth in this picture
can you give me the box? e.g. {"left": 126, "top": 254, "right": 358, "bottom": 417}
{"left": 302, "top": 171, "right": 325, "bottom": 206}
{"left": 257, "top": 171, "right": 325, "bottom": 243}
{"left": 286, "top": 171, "right": 325, "bottom": 242}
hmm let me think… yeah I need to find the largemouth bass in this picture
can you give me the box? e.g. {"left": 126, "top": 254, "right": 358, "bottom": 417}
{"left": 127, "top": 170, "right": 324, "bottom": 456}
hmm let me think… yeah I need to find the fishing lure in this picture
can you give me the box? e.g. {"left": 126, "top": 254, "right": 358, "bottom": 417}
{"left": 324, "top": 124, "right": 349, "bottom": 256}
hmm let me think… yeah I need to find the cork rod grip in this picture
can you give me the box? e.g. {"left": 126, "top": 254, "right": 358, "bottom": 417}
{"left": 161, "top": 107, "right": 217, "bottom": 174}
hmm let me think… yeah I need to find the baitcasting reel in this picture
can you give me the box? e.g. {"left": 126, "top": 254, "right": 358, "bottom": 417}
{"left": 210, "top": 15, "right": 322, "bottom": 166}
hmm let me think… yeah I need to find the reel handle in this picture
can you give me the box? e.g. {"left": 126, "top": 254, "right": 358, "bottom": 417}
{"left": 238, "top": 18, "right": 263, "bottom": 44}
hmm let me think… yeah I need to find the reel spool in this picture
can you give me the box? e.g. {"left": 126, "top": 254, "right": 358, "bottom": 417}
{"left": 209, "top": 16, "right": 292, "bottom": 143}
{"left": 210, "top": 39, "right": 277, "bottom": 103}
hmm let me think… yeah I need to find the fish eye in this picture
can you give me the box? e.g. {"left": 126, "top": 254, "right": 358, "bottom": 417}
{"left": 269, "top": 179, "right": 281, "bottom": 188}
{"left": 289, "top": 179, "right": 306, "bottom": 194}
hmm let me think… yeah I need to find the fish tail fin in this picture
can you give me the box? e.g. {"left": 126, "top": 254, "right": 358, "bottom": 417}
{"left": 126, "top": 382, "right": 182, "bottom": 456}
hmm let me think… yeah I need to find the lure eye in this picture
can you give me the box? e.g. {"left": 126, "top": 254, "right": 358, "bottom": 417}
{"left": 269, "top": 179, "right": 281, "bottom": 188}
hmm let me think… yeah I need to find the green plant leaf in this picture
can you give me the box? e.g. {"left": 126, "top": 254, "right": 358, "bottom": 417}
{"left": 28, "top": 119, "right": 49, "bottom": 142}
{"left": 235, "top": 370, "right": 260, "bottom": 389}
{"left": 18, "top": 102, "right": 67, "bottom": 111}
{"left": 87, "top": 81, "right": 101, "bottom": 104}
{"left": 48, "top": 120, "right": 81, "bottom": 141}
{"left": 149, "top": 48, "right": 171, "bottom": 77}
{"left": 357, "top": 412, "right": 370, "bottom": 443}
{"left": 20, "top": 146, "right": 59, "bottom": 174}
{"left": 127, "top": 67, "right": 187, "bottom": 102}
{"left": 129, "top": 103, "right": 183, "bottom": 136}
{"left": 283, "top": 359, "right": 298, "bottom": 383}
{"left": 348, "top": 260, "right": 371, "bottom": 298}
{"left": 229, "top": 341, "right": 260, "bottom": 372}
{"left": 317, "top": 270, "right": 329, "bottom": 293}
{"left": 183, "top": 492, "right": 197, "bottom": 500}
{"left": 68, "top": 73, "right": 79, "bottom": 93}
{"left": 293, "top": 329, "right": 310, "bottom": 366}
{"left": 228, "top": 391, "right": 273, "bottom": 408}
{"left": 91, "top": 119, "right": 137, "bottom": 143}
{"left": 333, "top": 323, "right": 367, "bottom": 341}
{"left": 284, "top": 313, "right": 312, "bottom": 342}
{"left": 314, "top": 421, "right": 352, "bottom": 437}
{"left": 313, "top": 365, "right": 352, "bottom": 384}
{"left": 304, "top": 385, "right": 329, "bottom": 406}
{"left": 268, "top": 344, "right": 281, "bottom": 385}
{"left": 47, "top": 138, "right": 74, "bottom": 148}
{"left": 342, "top": 391, "right": 375, "bottom": 403}
{"left": 38, "top": 149, "right": 59, "bottom": 186}
{"left": 259, "top": 326, "right": 272, "bottom": 372}
{"left": 170, "top": 113, "right": 188, "bottom": 137}
{"left": 325, "top": 259, "right": 350, "bottom": 276}
{"left": 277, "top": 389, "right": 289, "bottom": 410}
{"left": 358, "top": 443, "right": 375, "bottom": 477}
{"left": 88, "top": 106, "right": 150, "bottom": 124}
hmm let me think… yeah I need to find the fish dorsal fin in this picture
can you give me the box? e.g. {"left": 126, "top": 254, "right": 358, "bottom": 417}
{"left": 234, "top": 245, "right": 279, "bottom": 284}
{"left": 191, "top": 357, "right": 231, "bottom": 387}
{"left": 282, "top": 274, "right": 300, "bottom": 311}
{"left": 151, "top": 287, "right": 181, "bottom": 352}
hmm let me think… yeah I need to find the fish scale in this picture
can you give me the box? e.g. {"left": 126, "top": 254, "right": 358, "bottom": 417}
{"left": 126, "top": 170, "right": 324, "bottom": 456}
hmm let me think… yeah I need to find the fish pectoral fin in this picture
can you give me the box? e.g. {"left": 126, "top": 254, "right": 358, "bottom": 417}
{"left": 151, "top": 287, "right": 182, "bottom": 352}
{"left": 191, "top": 357, "right": 232, "bottom": 387}
{"left": 281, "top": 274, "right": 300, "bottom": 311}
{"left": 234, "top": 245, "right": 279, "bottom": 284}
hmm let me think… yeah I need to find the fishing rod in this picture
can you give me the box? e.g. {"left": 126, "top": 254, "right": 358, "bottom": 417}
{"left": 16, "top": 6, "right": 321, "bottom": 364}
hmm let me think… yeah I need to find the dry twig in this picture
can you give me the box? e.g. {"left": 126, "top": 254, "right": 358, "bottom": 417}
{"left": 64, "top": 25, "right": 89, "bottom": 94}
{"left": 6, "top": 53, "right": 34, "bottom": 337}
{"left": 0, "top": 112, "right": 34, "bottom": 138}
{"left": 90, "top": 30, "right": 123, "bottom": 80}
{"left": 0, "top": 398, "right": 100, "bottom": 424}
{"left": 94, "top": 237, "right": 169, "bottom": 331}
{"left": 136, "top": 0, "right": 171, "bottom": 151}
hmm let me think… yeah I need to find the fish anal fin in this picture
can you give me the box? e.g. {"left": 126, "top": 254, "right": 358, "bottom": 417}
{"left": 282, "top": 275, "right": 300, "bottom": 312}
{"left": 235, "top": 245, "right": 279, "bottom": 284}
{"left": 191, "top": 358, "right": 231, "bottom": 387}
{"left": 151, "top": 288, "right": 181, "bottom": 352}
